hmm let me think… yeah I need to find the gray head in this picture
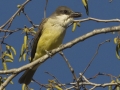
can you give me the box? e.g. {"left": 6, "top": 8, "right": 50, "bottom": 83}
{"left": 54, "top": 6, "right": 82, "bottom": 18}
{"left": 50, "top": 6, "right": 82, "bottom": 27}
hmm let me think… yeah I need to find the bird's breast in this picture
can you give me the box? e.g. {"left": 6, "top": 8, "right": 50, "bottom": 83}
{"left": 36, "top": 24, "right": 66, "bottom": 58}
{"left": 41, "top": 25, "right": 66, "bottom": 48}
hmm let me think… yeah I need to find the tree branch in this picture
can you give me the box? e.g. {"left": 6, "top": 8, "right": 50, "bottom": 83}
{"left": 0, "top": 73, "right": 19, "bottom": 90}
{"left": 0, "top": 0, "right": 31, "bottom": 29}
{"left": 0, "top": 25, "right": 120, "bottom": 74}
{"left": 0, "top": 25, "right": 120, "bottom": 89}
{"left": 74, "top": 17, "right": 120, "bottom": 23}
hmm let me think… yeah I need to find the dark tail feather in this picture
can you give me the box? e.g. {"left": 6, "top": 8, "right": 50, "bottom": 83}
{"left": 19, "top": 66, "right": 38, "bottom": 85}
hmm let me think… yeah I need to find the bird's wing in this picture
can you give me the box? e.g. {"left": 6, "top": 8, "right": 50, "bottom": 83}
{"left": 30, "top": 18, "right": 48, "bottom": 62}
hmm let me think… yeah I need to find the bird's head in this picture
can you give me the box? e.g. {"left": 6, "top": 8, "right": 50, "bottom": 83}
{"left": 51, "top": 6, "right": 82, "bottom": 27}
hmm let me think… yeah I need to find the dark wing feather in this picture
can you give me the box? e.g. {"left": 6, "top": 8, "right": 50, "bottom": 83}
{"left": 31, "top": 18, "right": 48, "bottom": 62}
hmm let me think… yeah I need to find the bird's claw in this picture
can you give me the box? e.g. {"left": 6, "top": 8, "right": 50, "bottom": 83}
{"left": 45, "top": 50, "right": 52, "bottom": 58}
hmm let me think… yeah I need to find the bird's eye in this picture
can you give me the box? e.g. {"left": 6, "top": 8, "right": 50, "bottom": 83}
{"left": 64, "top": 10, "right": 68, "bottom": 14}
{"left": 59, "top": 10, "right": 69, "bottom": 14}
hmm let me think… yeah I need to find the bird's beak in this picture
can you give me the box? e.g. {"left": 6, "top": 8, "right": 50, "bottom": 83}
{"left": 70, "top": 12, "right": 82, "bottom": 18}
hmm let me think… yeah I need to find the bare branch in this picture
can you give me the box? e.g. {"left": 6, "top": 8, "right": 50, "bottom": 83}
{"left": 109, "top": 0, "right": 113, "bottom": 3}
{"left": 0, "top": 29, "right": 21, "bottom": 33}
{"left": 65, "top": 82, "right": 119, "bottom": 90}
{"left": 81, "top": 39, "right": 110, "bottom": 75}
{"left": 59, "top": 51, "right": 79, "bottom": 89}
{"left": 74, "top": 17, "right": 120, "bottom": 23}
{"left": 0, "top": 73, "right": 18, "bottom": 90}
{"left": 0, "top": 25, "right": 120, "bottom": 89}
{"left": 88, "top": 72, "right": 117, "bottom": 80}
{"left": 0, "top": 25, "right": 120, "bottom": 74}
{"left": 45, "top": 71, "right": 67, "bottom": 89}
{"left": 32, "top": 78, "right": 48, "bottom": 89}
{"left": 44, "top": 0, "right": 48, "bottom": 18}
{"left": 22, "top": 11, "right": 36, "bottom": 28}
{"left": 0, "top": 0, "right": 31, "bottom": 29}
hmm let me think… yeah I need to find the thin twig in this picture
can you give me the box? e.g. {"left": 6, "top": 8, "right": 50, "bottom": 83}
{"left": 0, "top": 26, "right": 120, "bottom": 74}
{"left": 74, "top": 17, "right": 120, "bottom": 23}
{"left": 0, "top": 0, "right": 31, "bottom": 29}
{"left": 44, "top": 0, "right": 48, "bottom": 18}
{"left": 109, "top": 0, "right": 113, "bottom": 3}
{"left": 45, "top": 71, "right": 67, "bottom": 89}
{"left": 22, "top": 11, "right": 36, "bottom": 28}
{"left": 84, "top": 39, "right": 110, "bottom": 75}
{"left": 79, "top": 73, "right": 90, "bottom": 83}
{"left": 78, "top": 39, "right": 110, "bottom": 82}
{"left": 88, "top": 72, "right": 117, "bottom": 80}
{"left": 59, "top": 51, "right": 79, "bottom": 90}
{"left": 0, "top": 26, "right": 119, "bottom": 89}
{"left": 32, "top": 79, "right": 48, "bottom": 88}
{"left": 0, "top": 73, "right": 18, "bottom": 90}
{"left": 0, "top": 29, "right": 20, "bottom": 33}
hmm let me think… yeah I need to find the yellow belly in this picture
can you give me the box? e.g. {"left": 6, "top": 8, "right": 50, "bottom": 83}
{"left": 33, "top": 27, "right": 66, "bottom": 60}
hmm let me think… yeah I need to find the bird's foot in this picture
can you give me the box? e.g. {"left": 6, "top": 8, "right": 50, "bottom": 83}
{"left": 45, "top": 50, "right": 52, "bottom": 58}
{"left": 59, "top": 44, "right": 64, "bottom": 48}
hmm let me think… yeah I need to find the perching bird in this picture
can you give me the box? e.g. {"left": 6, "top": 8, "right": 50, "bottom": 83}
{"left": 19, "top": 6, "right": 82, "bottom": 85}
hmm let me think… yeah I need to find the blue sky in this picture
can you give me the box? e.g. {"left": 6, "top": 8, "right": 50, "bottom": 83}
{"left": 0, "top": 0, "right": 120, "bottom": 90}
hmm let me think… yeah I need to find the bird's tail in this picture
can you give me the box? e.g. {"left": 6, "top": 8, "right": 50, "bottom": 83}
{"left": 19, "top": 65, "right": 38, "bottom": 85}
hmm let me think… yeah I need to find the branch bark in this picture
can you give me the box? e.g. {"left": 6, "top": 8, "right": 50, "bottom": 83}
{"left": 0, "top": 25, "right": 120, "bottom": 89}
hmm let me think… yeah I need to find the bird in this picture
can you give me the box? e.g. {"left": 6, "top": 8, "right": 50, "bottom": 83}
{"left": 19, "top": 6, "right": 82, "bottom": 85}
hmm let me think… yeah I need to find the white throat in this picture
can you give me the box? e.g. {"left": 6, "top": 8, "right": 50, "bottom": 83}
{"left": 56, "top": 14, "right": 73, "bottom": 27}
{"left": 50, "top": 14, "right": 74, "bottom": 28}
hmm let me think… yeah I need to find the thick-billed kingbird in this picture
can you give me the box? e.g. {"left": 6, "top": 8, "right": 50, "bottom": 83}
{"left": 19, "top": 6, "right": 82, "bottom": 85}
